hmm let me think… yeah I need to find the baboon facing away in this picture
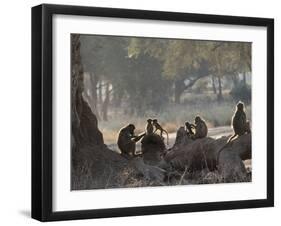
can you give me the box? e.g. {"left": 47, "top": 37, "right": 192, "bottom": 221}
{"left": 191, "top": 116, "right": 208, "bottom": 139}
{"left": 152, "top": 119, "right": 169, "bottom": 145}
{"left": 228, "top": 102, "right": 250, "bottom": 143}
{"left": 216, "top": 102, "right": 251, "bottom": 165}
{"left": 146, "top": 119, "right": 154, "bottom": 135}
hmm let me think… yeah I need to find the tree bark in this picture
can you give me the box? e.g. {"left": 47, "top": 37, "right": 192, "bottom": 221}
{"left": 101, "top": 82, "right": 110, "bottom": 121}
{"left": 217, "top": 76, "right": 223, "bottom": 102}
{"left": 174, "top": 60, "right": 210, "bottom": 103}
{"left": 112, "top": 84, "right": 124, "bottom": 108}
{"left": 231, "top": 74, "right": 239, "bottom": 88}
{"left": 242, "top": 72, "right": 247, "bottom": 85}
{"left": 211, "top": 75, "right": 217, "bottom": 94}
{"left": 71, "top": 34, "right": 104, "bottom": 149}
{"left": 98, "top": 80, "right": 103, "bottom": 105}
{"left": 89, "top": 72, "right": 100, "bottom": 120}
{"left": 174, "top": 80, "right": 185, "bottom": 104}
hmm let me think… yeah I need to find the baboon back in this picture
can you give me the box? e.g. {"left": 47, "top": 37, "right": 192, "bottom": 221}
{"left": 232, "top": 111, "right": 246, "bottom": 135}
{"left": 195, "top": 121, "right": 208, "bottom": 138}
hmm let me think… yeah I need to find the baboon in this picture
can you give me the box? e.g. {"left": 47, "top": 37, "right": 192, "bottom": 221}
{"left": 228, "top": 102, "right": 249, "bottom": 143}
{"left": 146, "top": 119, "right": 154, "bottom": 135}
{"left": 152, "top": 119, "right": 169, "bottom": 145}
{"left": 191, "top": 116, "right": 208, "bottom": 139}
{"left": 185, "top": 121, "right": 195, "bottom": 137}
{"left": 117, "top": 124, "right": 144, "bottom": 158}
{"left": 216, "top": 102, "right": 250, "bottom": 165}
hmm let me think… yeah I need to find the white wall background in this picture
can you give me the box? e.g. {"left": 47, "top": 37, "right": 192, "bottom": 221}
{"left": 0, "top": 0, "right": 279, "bottom": 225}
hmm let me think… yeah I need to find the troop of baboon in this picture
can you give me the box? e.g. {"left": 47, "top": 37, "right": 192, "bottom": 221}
{"left": 185, "top": 116, "right": 208, "bottom": 140}
{"left": 117, "top": 101, "right": 250, "bottom": 158}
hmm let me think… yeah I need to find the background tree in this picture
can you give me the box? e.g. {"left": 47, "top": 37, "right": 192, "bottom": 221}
{"left": 79, "top": 35, "right": 252, "bottom": 122}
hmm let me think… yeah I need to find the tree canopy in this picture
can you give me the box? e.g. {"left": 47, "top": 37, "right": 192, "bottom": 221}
{"left": 79, "top": 34, "right": 252, "bottom": 120}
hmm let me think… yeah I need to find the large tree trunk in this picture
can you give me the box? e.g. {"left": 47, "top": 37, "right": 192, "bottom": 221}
{"left": 231, "top": 73, "right": 239, "bottom": 88}
{"left": 98, "top": 80, "right": 103, "bottom": 106}
{"left": 211, "top": 75, "right": 217, "bottom": 94}
{"left": 112, "top": 84, "right": 124, "bottom": 108}
{"left": 217, "top": 76, "right": 223, "bottom": 102}
{"left": 88, "top": 72, "right": 100, "bottom": 120}
{"left": 101, "top": 82, "right": 110, "bottom": 121}
{"left": 242, "top": 72, "right": 247, "bottom": 85}
{"left": 71, "top": 35, "right": 104, "bottom": 149}
{"left": 174, "top": 80, "right": 185, "bottom": 104}
{"left": 71, "top": 34, "right": 166, "bottom": 190}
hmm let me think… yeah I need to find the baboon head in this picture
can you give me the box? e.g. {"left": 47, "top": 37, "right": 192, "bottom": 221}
{"left": 147, "top": 119, "right": 152, "bottom": 123}
{"left": 127, "top": 124, "right": 135, "bottom": 134}
{"left": 237, "top": 101, "right": 244, "bottom": 111}
{"left": 194, "top": 116, "right": 202, "bottom": 124}
{"left": 185, "top": 121, "right": 191, "bottom": 127}
{"left": 152, "top": 119, "right": 158, "bottom": 124}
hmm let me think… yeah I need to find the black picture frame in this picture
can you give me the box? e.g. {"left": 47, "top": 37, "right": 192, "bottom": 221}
{"left": 32, "top": 3, "right": 274, "bottom": 222}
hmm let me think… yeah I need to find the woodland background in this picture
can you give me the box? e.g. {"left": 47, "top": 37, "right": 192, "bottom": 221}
{"left": 79, "top": 35, "right": 251, "bottom": 147}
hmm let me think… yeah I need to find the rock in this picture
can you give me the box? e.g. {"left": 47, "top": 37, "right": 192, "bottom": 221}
{"left": 217, "top": 134, "right": 252, "bottom": 182}
{"left": 132, "top": 158, "right": 166, "bottom": 182}
{"left": 164, "top": 126, "right": 252, "bottom": 182}
{"left": 141, "top": 133, "right": 166, "bottom": 165}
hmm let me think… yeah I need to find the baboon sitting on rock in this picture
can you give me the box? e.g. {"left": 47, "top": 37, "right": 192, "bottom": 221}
{"left": 117, "top": 124, "right": 145, "bottom": 159}
{"left": 228, "top": 101, "right": 251, "bottom": 143}
{"left": 186, "top": 116, "right": 208, "bottom": 140}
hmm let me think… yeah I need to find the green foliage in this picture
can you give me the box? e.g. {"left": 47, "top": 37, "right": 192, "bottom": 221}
{"left": 128, "top": 39, "right": 251, "bottom": 80}
{"left": 80, "top": 35, "right": 130, "bottom": 80}
{"left": 79, "top": 34, "right": 252, "bottom": 120}
{"left": 125, "top": 53, "right": 171, "bottom": 115}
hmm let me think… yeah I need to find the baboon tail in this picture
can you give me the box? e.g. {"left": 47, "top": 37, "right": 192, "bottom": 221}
{"left": 227, "top": 134, "right": 237, "bottom": 143}
{"left": 165, "top": 130, "right": 169, "bottom": 145}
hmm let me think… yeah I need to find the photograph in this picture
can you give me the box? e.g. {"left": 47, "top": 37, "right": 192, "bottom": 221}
{"left": 31, "top": 3, "right": 274, "bottom": 221}
{"left": 71, "top": 34, "right": 252, "bottom": 190}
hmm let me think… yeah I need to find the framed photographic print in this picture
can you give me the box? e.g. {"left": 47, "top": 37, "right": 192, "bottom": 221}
{"left": 31, "top": 4, "right": 274, "bottom": 221}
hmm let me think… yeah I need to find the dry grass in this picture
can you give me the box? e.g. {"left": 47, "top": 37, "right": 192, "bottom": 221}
{"left": 72, "top": 152, "right": 252, "bottom": 190}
